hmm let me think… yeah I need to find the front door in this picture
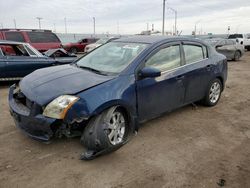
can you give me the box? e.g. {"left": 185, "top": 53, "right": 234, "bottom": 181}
{"left": 136, "top": 43, "right": 185, "bottom": 122}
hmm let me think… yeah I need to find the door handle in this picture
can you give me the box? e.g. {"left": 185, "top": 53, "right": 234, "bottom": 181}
{"left": 206, "top": 65, "right": 212, "bottom": 68}
{"left": 176, "top": 75, "right": 184, "bottom": 80}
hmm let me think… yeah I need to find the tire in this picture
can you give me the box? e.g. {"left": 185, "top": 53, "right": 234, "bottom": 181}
{"left": 69, "top": 47, "right": 78, "bottom": 54}
{"left": 202, "top": 78, "right": 222, "bottom": 107}
{"left": 233, "top": 51, "right": 241, "bottom": 61}
{"left": 81, "top": 106, "right": 129, "bottom": 158}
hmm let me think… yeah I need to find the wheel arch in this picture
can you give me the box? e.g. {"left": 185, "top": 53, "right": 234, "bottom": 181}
{"left": 216, "top": 76, "right": 224, "bottom": 91}
{"left": 91, "top": 100, "right": 137, "bottom": 132}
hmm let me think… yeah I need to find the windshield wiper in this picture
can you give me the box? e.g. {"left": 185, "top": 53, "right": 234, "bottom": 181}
{"left": 76, "top": 65, "right": 108, "bottom": 75}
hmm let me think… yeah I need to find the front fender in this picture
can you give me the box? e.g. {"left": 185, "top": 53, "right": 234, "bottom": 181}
{"left": 64, "top": 75, "right": 138, "bottom": 131}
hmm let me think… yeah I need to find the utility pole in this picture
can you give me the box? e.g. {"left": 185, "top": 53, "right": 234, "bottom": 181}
{"left": 93, "top": 17, "right": 96, "bottom": 36}
{"left": 168, "top": 7, "right": 177, "bottom": 35}
{"left": 64, "top": 17, "right": 67, "bottom": 33}
{"left": 36, "top": 17, "right": 42, "bottom": 29}
{"left": 227, "top": 26, "right": 230, "bottom": 36}
{"left": 13, "top": 19, "right": 16, "bottom": 29}
{"left": 117, "top": 21, "right": 119, "bottom": 35}
{"left": 194, "top": 20, "right": 201, "bottom": 36}
{"left": 147, "top": 23, "right": 149, "bottom": 31}
{"left": 53, "top": 23, "right": 56, "bottom": 33}
{"left": 162, "top": 0, "right": 167, "bottom": 35}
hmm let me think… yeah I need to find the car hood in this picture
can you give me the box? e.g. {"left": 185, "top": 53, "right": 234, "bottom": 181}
{"left": 20, "top": 65, "right": 115, "bottom": 106}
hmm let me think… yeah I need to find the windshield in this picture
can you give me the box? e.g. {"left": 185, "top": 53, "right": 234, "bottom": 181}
{"left": 76, "top": 42, "right": 147, "bottom": 75}
{"left": 26, "top": 44, "right": 44, "bottom": 57}
{"left": 228, "top": 34, "right": 243, "bottom": 39}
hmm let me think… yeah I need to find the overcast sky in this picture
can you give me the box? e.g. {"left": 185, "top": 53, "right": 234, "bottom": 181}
{"left": 0, "top": 0, "right": 250, "bottom": 35}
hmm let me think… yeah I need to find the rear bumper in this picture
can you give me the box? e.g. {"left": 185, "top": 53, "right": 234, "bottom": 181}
{"left": 9, "top": 85, "right": 57, "bottom": 142}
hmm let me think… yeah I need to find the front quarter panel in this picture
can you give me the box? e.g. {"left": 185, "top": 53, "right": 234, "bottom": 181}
{"left": 64, "top": 75, "right": 137, "bottom": 125}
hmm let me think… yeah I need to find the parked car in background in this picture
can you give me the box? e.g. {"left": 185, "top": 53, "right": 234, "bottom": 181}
{"left": 84, "top": 37, "right": 120, "bottom": 53}
{"left": 0, "top": 29, "right": 62, "bottom": 52}
{"left": 63, "top": 38, "right": 98, "bottom": 54}
{"left": 0, "top": 40, "right": 77, "bottom": 81}
{"left": 205, "top": 38, "right": 244, "bottom": 61}
{"left": 9, "top": 36, "right": 227, "bottom": 160}
{"left": 228, "top": 33, "right": 250, "bottom": 51}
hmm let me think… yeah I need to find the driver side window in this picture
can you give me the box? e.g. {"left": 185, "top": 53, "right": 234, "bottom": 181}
{"left": 145, "top": 45, "right": 181, "bottom": 72}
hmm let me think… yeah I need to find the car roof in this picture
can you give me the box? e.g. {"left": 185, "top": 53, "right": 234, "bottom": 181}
{"left": 0, "top": 40, "right": 26, "bottom": 45}
{"left": 114, "top": 35, "right": 204, "bottom": 44}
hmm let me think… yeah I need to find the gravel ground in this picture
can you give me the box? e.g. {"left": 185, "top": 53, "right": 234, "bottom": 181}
{"left": 0, "top": 52, "right": 250, "bottom": 188}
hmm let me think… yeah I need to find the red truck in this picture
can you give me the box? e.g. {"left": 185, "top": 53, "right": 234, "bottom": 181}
{"left": 63, "top": 38, "right": 98, "bottom": 53}
{"left": 0, "top": 29, "right": 62, "bottom": 52}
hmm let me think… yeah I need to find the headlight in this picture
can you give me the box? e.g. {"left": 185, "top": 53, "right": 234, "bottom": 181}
{"left": 43, "top": 95, "right": 79, "bottom": 119}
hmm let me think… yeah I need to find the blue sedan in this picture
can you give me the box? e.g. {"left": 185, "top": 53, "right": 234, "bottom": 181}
{"left": 0, "top": 40, "right": 77, "bottom": 81}
{"left": 9, "top": 36, "right": 227, "bottom": 160}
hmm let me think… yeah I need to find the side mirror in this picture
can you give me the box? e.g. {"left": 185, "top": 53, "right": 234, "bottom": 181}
{"left": 139, "top": 67, "right": 161, "bottom": 78}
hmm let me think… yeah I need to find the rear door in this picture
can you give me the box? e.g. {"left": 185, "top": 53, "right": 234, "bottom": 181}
{"left": 182, "top": 42, "right": 212, "bottom": 103}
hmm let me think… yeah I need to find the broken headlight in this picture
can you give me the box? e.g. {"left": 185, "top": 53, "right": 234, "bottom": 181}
{"left": 43, "top": 95, "right": 79, "bottom": 119}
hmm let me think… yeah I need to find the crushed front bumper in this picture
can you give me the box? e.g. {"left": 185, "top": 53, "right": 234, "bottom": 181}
{"left": 9, "top": 84, "right": 57, "bottom": 142}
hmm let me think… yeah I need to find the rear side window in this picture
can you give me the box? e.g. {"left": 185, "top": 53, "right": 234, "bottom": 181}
{"left": 183, "top": 45, "right": 205, "bottom": 64}
{"left": 27, "top": 32, "right": 60, "bottom": 43}
{"left": 5, "top": 32, "right": 25, "bottom": 42}
{"left": 0, "top": 44, "right": 29, "bottom": 56}
{"left": 228, "top": 34, "right": 243, "bottom": 39}
{"left": 145, "top": 45, "right": 181, "bottom": 72}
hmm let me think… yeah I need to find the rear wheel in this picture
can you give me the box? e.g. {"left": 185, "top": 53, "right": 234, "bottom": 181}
{"left": 233, "top": 51, "right": 241, "bottom": 61}
{"left": 202, "top": 78, "right": 222, "bottom": 106}
{"left": 81, "top": 106, "right": 129, "bottom": 159}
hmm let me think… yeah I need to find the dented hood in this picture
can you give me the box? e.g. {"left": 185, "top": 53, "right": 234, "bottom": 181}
{"left": 20, "top": 65, "right": 115, "bottom": 105}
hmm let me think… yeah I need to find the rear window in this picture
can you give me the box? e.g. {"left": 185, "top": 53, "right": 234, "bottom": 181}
{"left": 27, "top": 32, "right": 60, "bottom": 43}
{"left": 5, "top": 32, "right": 25, "bottom": 42}
{"left": 228, "top": 34, "right": 243, "bottom": 39}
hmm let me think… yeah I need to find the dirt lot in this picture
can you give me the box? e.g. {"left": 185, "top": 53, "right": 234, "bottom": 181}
{"left": 0, "top": 53, "right": 250, "bottom": 188}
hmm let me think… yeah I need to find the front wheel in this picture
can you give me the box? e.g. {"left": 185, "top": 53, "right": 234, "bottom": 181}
{"left": 202, "top": 78, "right": 222, "bottom": 106}
{"left": 81, "top": 106, "right": 129, "bottom": 160}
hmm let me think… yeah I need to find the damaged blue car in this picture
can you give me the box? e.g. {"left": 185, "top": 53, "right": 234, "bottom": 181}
{"left": 9, "top": 36, "right": 227, "bottom": 160}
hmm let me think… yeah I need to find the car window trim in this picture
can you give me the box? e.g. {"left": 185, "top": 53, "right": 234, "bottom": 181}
{"left": 182, "top": 42, "right": 208, "bottom": 64}
{"left": 136, "top": 41, "right": 183, "bottom": 74}
{"left": 161, "top": 57, "right": 209, "bottom": 75}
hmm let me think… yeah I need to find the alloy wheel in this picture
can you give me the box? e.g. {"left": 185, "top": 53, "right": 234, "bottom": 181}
{"left": 209, "top": 82, "right": 221, "bottom": 104}
{"left": 107, "top": 111, "right": 126, "bottom": 145}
